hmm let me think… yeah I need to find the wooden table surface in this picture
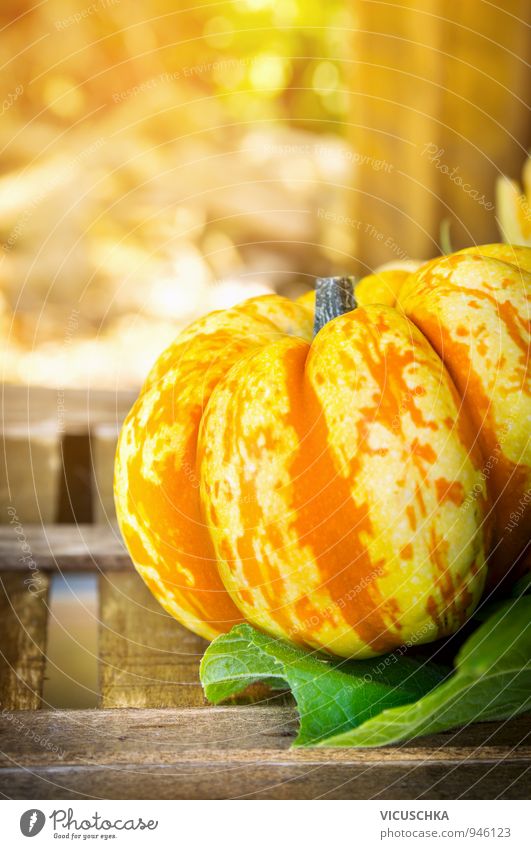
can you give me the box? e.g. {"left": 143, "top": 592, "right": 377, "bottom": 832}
{"left": 0, "top": 387, "right": 529, "bottom": 799}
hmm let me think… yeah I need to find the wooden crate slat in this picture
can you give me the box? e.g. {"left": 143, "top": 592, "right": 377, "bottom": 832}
{"left": 0, "top": 524, "right": 129, "bottom": 571}
{"left": 2, "top": 761, "right": 529, "bottom": 800}
{"left": 2, "top": 385, "right": 136, "bottom": 435}
{"left": 98, "top": 572, "right": 208, "bottom": 708}
{"left": 0, "top": 427, "right": 61, "bottom": 524}
{"left": 0, "top": 709, "right": 529, "bottom": 799}
{"left": 1, "top": 708, "right": 529, "bottom": 765}
{"left": 0, "top": 573, "right": 50, "bottom": 710}
{"left": 2, "top": 386, "right": 135, "bottom": 525}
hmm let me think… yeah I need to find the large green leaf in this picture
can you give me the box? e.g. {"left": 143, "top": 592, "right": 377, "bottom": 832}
{"left": 200, "top": 623, "right": 447, "bottom": 745}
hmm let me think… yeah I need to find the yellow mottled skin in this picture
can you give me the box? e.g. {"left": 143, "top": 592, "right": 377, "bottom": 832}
{"left": 200, "top": 306, "right": 488, "bottom": 657}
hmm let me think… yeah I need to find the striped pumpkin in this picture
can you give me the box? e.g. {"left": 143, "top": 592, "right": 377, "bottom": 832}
{"left": 114, "top": 244, "right": 531, "bottom": 658}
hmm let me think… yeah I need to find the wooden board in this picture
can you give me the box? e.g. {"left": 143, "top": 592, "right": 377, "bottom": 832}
{"left": 0, "top": 709, "right": 529, "bottom": 799}
{"left": 1, "top": 386, "right": 136, "bottom": 526}
{"left": 0, "top": 524, "right": 129, "bottom": 571}
{"left": 0, "top": 573, "right": 50, "bottom": 710}
{"left": 0, "top": 426, "right": 61, "bottom": 524}
{"left": 99, "top": 572, "right": 208, "bottom": 708}
{"left": 2, "top": 384, "right": 136, "bottom": 435}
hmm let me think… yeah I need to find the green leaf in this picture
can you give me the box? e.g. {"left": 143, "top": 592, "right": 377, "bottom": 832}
{"left": 511, "top": 570, "right": 531, "bottom": 598}
{"left": 200, "top": 623, "right": 448, "bottom": 745}
{"left": 321, "top": 597, "right": 531, "bottom": 747}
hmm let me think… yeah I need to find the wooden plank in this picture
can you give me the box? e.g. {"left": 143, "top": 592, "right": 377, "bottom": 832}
{"left": 2, "top": 385, "right": 136, "bottom": 435}
{"left": 0, "top": 524, "right": 129, "bottom": 571}
{"left": 349, "top": 2, "right": 531, "bottom": 267}
{"left": 42, "top": 574, "right": 99, "bottom": 710}
{"left": 0, "top": 709, "right": 529, "bottom": 799}
{"left": 0, "top": 426, "right": 61, "bottom": 524}
{"left": 98, "top": 572, "right": 208, "bottom": 708}
{"left": 0, "top": 573, "right": 50, "bottom": 710}
{"left": 1, "top": 761, "right": 528, "bottom": 800}
{"left": 1, "top": 708, "right": 528, "bottom": 764}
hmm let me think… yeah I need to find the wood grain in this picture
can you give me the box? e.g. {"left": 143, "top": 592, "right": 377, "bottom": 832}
{"left": 350, "top": 2, "right": 531, "bottom": 266}
{"left": 98, "top": 572, "right": 208, "bottom": 708}
{"left": 2, "top": 385, "right": 136, "bottom": 436}
{"left": 0, "top": 573, "right": 50, "bottom": 710}
{"left": 2, "top": 761, "right": 529, "bottom": 800}
{"left": 1, "top": 385, "right": 135, "bottom": 525}
{"left": 0, "top": 427, "right": 61, "bottom": 524}
{"left": 0, "top": 709, "right": 529, "bottom": 799}
{"left": 0, "top": 524, "right": 129, "bottom": 571}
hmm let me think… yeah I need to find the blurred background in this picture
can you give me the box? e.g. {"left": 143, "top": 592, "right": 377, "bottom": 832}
{"left": 1, "top": 1, "right": 530, "bottom": 708}
{"left": 1, "top": 0, "right": 530, "bottom": 390}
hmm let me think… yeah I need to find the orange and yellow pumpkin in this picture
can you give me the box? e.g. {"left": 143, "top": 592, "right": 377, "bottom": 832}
{"left": 114, "top": 243, "right": 531, "bottom": 658}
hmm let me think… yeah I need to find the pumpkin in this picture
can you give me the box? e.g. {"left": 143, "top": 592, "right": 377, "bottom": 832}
{"left": 114, "top": 243, "right": 531, "bottom": 658}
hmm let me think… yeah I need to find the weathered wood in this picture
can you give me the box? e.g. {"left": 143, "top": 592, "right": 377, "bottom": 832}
{"left": 1, "top": 708, "right": 528, "bottom": 764}
{"left": 0, "top": 573, "right": 50, "bottom": 710}
{"left": 0, "top": 709, "right": 529, "bottom": 799}
{"left": 2, "top": 761, "right": 529, "bottom": 800}
{"left": 0, "top": 425, "right": 61, "bottom": 524}
{"left": 99, "top": 572, "right": 208, "bottom": 708}
{"left": 42, "top": 574, "right": 99, "bottom": 711}
{"left": 0, "top": 524, "right": 129, "bottom": 571}
{"left": 3, "top": 385, "right": 136, "bottom": 435}
{"left": 1, "top": 386, "right": 135, "bottom": 525}
{"left": 350, "top": 2, "right": 531, "bottom": 266}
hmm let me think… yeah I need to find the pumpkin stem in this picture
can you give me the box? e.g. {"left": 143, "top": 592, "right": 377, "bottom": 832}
{"left": 314, "top": 276, "right": 357, "bottom": 336}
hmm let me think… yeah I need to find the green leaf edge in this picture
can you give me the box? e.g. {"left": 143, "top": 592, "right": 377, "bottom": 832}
{"left": 319, "top": 597, "right": 531, "bottom": 747}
